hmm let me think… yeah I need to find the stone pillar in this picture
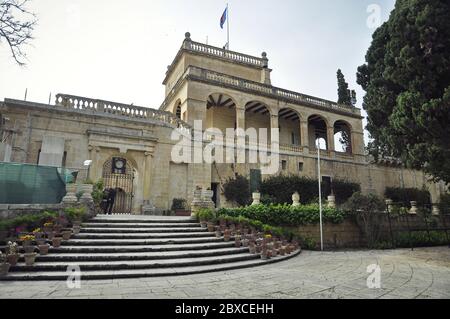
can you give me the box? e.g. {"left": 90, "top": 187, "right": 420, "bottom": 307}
{"left": 292, "top": 192, "right": 300, "bottom": 207}
{"left": 236, "top": 107, "right": 246, "bottom": 131}
{"left": 143, "top": 152, "right": 152, "bottom": 202}
{"left": 252, "top": 192, "right": 261, "bottom": 206}
{"left": 62, "top": 183, "right": 78, "bottom": 204}
{"left": 410, "top": 201, "right": 418, "bottom": 215}
{"left": 327, "top": 195, "right": 336, "bottom": 209}
{"left": 327, "top": 126, "right": 335, "bottom": 157}
{"left": 432, "top": 204, "right": 440, "bottom": 216}
{"left": 300, "top": 120, "right": 309, "bottom": 152}
{"left": 80, "top": 184, "right": 94, "bottom": 204}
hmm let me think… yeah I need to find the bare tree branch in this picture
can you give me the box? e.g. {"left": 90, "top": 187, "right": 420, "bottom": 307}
{"left": 0, "top": 0, "right": 36, "bottom": 66}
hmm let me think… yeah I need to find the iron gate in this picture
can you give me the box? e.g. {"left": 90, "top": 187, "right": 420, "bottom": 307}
{"left": 102, "top": 158, "right": 135, "bottom": 214}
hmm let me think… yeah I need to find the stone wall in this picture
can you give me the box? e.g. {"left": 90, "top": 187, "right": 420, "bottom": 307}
{"left": 289, "top": 214, "right": 450, "bottom": 250}
{"left": 0, "top": 203, "right": 64, "bottom": 220}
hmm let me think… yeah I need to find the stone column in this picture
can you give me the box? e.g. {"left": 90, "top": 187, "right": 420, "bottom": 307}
{"left": 252, "top": 192, "right": 261, "bottom": 205}
{"left": 410, "top": 201, "right": 418, "bottom": 215}
{"left": 327, "top": 126, "right": 335, "bottom": 157}
{"left": 236, "top": 106, "right": 246, "bottom": 131}
{"left": 292, "top": 192, "right": 300, "bottom": 207}
{"left": 300, "top": 120, "right": 309, "bottom": 152}
{"left": 327, "top": 195, "right": 336, "bottom": 209}
{"left": 432, "top": 204, "right": 440, "bottom": 216}
{"left": 143, "top": 152, "right": 152, "bottom": 202}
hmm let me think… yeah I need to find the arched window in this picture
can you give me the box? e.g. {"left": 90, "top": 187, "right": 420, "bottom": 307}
{"left": 334, "top": 120, "right": 352, "bottom": 154}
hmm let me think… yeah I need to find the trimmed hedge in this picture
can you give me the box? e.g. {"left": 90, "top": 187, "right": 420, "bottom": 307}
{"left": 223, "top": 174, "right": 251, "bottom": 206}
{"left": 0, "top": 211, "right": 59, "bottom": 232}
{"left": 384, "top": 187, "right": 431, "bottom": 207}
{"left": 217, "top": 204, "right": 346, "bottom": 227}
{"left": 260, "top": 175, "right": 360, "bottom": 205}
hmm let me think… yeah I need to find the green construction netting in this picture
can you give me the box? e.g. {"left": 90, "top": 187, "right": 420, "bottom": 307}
{"left": 0, "top": 162, "right": 77, "bottom": 204}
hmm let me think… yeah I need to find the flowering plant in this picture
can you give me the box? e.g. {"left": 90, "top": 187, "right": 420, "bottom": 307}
{"left": 6, "top": 242, "right": 18, "bottom": 255}
{"left": 44, "top": 222, "right": 54, "bottom": 228}
{"left": 265, "top": 234, "right": 272, "bottom": 239}
{"left": 32, "top": 228, "right": 42, "bottom": 233}
{"left": 19, "top": 235, "right": 35, "bottom": 242}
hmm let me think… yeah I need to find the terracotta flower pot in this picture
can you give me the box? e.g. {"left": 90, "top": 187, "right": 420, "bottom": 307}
{"left": 6, "top": 254, "right": 19, "bottom": 267}
{"left": 61, "top": 230, "right": 72, "bottom": 241}
{"left": 235, "top": 239, "right": 241, "bottom": 248}
{"left": 215, "top": 230, "right": 222, "bottom": 238}
{"left": 72, "top": 226, "right": 81, "bottom": 235}
{"left": 0, "top": 263, "right": 11, "bottom": 276}
{"left": 36, "top": 239, "right": 46, "bottom": 246}
{"left": 200, "top": 221, "right": 207, "bottom": 229}
{"left": 23, "top": 240, "right": 33, "bottom": 247}
{"left": 39, "top": 244, "right": 50, "bottom": 255}
{"left": 249, "top": 245, "right": 257, "bottom": 254}
{"left": 207, "top": 223, "right": 215, "bottom": 233}
{"left": 46, "top": 231, "right": 55, "bottom": 240}
{"left": 52, "top": 237, "right": 63, "bottom": 248}
{"left": 279, "top": 247, "right": 286, "bottom": 256}
{"left": 24, "top": 253, "right": 37, "bottom": 266}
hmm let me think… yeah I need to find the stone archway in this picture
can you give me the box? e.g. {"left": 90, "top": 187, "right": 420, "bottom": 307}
{"left": 102, "top": 157, "right": 135, "bottom": 214}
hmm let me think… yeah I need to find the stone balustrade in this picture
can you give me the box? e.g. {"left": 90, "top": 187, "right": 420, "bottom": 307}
{"left": 181, "top": 66, "right": 358, "bottom": 115}
{"left": 185, "top": 40, "right": 267, "bottom": 68}
{"left": 55, "top": 94, "right": 191, "bottom": 130}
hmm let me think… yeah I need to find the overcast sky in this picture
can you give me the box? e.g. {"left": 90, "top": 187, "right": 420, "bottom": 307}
{"left": 0, "top": 0, "right": 396, "bottom": 144}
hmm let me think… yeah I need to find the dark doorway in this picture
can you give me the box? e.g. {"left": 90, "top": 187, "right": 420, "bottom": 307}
{"left": 322, "top": 176, "right": 332, "bottom": 197}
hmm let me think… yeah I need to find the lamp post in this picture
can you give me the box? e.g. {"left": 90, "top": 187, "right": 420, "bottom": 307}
{"left": 317, "top": 136, "right": 324, "bottom": 251}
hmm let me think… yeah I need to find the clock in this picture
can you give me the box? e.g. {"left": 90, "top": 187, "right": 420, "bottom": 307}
{"left": 112, "top": 157, "right": 127, "bottom": 174}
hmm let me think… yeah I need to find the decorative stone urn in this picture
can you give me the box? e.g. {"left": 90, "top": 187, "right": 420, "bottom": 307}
{"left": 409, "top": 201, "right": 418, "bottom": 215}
{"left": 80, "top": 184, "right": 94, "bottom": 203}
{"left": 292, "top": 192, "right": 300, "bottom": 207}
{"left": 24, "top": 253, "right": 37, "bottom": 266}
{"left": 385, "top": 199, "right": 394, "bottom": 214}
{"left": 62, "top": 183, "right": 78, "bottom": 204}
{"left": 432, "top": 204, "right": 440, "bottom": 216}
{"left": 327, "top": 195, "right": 336, "bottom": 209}
{"left": 252, "top": 192, "right": 261, "bottom": 206}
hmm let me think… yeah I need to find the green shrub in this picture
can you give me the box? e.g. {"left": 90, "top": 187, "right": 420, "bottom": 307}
{"left": 385, "top": 187, "right": 431, "bottom": 207}
{"left": 223, "top": 174, "right": 251, "bottom": 206}
{"left": 195, "top": 208, "right": 215, "bottom": 222}
{"left": 64, "top": 207, "right": 87, "bottom": 222}
{"left": 0, "top": 211, "right": 59, "bottom": 232}
{"left": 394, "top": 231, "right": 448, "bottom": 248}
{"left": 217, "top": 204, "right": 346, "bottom": 227}
{"left": 260, "top": 175, "right": 360, "bottom": 205}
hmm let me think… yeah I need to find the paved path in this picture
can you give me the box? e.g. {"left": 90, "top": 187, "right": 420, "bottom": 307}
{"left": 1, "top": 247, "right": 449, "bottom": 299}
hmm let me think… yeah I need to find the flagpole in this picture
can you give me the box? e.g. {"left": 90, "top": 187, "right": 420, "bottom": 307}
{"left": 317, "top": 137, "right": 324, "bottom": 252}
{"left": 227, "top": 3, "right": 230, "bottom": 50}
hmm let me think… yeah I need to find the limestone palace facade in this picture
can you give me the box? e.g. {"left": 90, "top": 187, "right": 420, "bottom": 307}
{"left": 0, "top": 33, "right": 446, "bottom": 214}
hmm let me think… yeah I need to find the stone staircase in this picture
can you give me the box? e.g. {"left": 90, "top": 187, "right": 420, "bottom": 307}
{"left": 1, "top": 215, "right": 300, "bottom": 281}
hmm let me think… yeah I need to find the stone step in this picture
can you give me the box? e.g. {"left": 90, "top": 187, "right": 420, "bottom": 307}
{"left": 89, "top": 217, "right": 196, "bottom": 224}
{"left": 73, "top": 232, "right": 215, "bottom": 240}
{"left": 33, "top": 247, "right": 250, "bottom": 262}
{"left": 0, "top": 251, "right": 301, "bottom": 281}
{"left": 10, "top": 253, "right": 260, "bottom": 272}
{"left": 60, "top": 237, "right": 227, "bottom": 246}
{"left": 80, "top": 227, "right": 205, "bottom": 233}
{"left": 82, "top": 223, "right": 202, "bottom": 229}
{"left": 48, "top": 242, "right": 236, "bottom": 254}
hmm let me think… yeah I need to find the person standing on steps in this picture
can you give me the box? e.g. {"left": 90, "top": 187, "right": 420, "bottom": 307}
{"left": 106, "top": 188, "right": 117, "bottom": 215}
{"left": 101, "top": 188, "right": 110, "bottom": 214}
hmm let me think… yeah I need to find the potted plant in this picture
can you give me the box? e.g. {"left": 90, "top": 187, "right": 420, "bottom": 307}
{"left": 223, "top": 229, "right": 231, "bottom": 242}
{"left": 5, "top": 242, "right": 19, "bottom": 267}
{"left": 64, "top": 207, "right": 86, "bottom": 227}
{"left": 172, "top": 198, "right": 189, "bottom": 216}
{"left": 61, "top": 229, "right": 72, "bottom": 241}
{"left": 249, "top": 242, "right": 257, "bottom": 254}
{"left": 24, "top": 252, "right": 37, "bottom": 266}
{"left": 207, "top": 221, "right": 215, "bottom": 233}
{"left": 19, "top": 234, "right": 36, "bottom": 254}
{"left": 52, "top": 236, "right": 63, "bottom": 248}
{"left": 43, "top": 222, "right": 54, "bottom": 234}
{"left": 0, "top": 252, "right": 10, "bottom": 277}
{"left": 38, "top": 243, "right": 50, "bottom": 255}
{"left": 214, "top": 226, "right": 222, "bottom": 238}
{"left": 196, "top": 208, "right": 214, "bottom": 228}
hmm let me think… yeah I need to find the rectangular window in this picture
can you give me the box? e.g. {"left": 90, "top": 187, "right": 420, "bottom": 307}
{"left": 281, "top": 160, "right": 287, "bottom": 170}
{"left": 298, "top": 162, "right": 304, "bottom": 172}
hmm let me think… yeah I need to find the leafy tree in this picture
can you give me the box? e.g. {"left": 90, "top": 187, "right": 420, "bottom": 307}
{"left": 357, "top": 0, "right": 450, "bottom": 184}
{"left": 0, "top": 0, "right": 36, "bottom": 65}
{"left": 337, "top": 69, "right": 352, "bottom": 105}
{"left": 223, "top": 174, "right": 250, "bottom": 207}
